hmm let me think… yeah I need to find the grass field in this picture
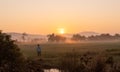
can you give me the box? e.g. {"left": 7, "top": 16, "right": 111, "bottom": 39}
{"left": 18, "top": 41, "right": 120, "bottom": 64}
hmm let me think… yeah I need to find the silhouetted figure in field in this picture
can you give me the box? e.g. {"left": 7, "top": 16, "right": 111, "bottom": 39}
{"left": 36, "top": 44, "right": 41, "bottom": 56}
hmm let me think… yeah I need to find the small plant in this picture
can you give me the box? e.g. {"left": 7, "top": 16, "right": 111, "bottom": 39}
{"left": 59, "top": 51, "right": 120, "bottom": 72}
{"left": 0, "top": 31, "right": 43, "bottom": 72}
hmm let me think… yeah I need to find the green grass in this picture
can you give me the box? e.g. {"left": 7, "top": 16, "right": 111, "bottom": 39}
{"left": 18, "top": 41, "right": 120, "bottom": 64}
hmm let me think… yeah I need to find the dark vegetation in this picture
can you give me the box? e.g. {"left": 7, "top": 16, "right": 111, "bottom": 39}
{"left": 0, "top": 31, "right": 120, "bottom": 72}
{"left": 0, "top": 31, "right": 43, "bottom": 72}
{"left": 47, "top": 33, "right": 120, "bottom": 42}
{"left": 47, "top": 33, "right": 66, "bottom": 42}
{"left": 19, "top": 42, "right": 120, "bottom": 72}
{"left": 72, "top": 33, "right": 120, "bottom": 41}
{"left": 59, "top": 52, "right": 120, "bottom": 72}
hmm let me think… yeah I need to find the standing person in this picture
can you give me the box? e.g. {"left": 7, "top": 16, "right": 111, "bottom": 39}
{"left": 36, "top": 44, "right": 41, "bottom": 56}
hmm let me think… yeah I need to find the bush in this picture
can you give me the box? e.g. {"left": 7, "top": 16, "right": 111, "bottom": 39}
{"left": 0, "top": 31, "right": 27, "bottom": 72}
{"left": 0, "top": 31, "right": 44, "bottom": 72}
{"left": 59, "top": 52, "right": 120, "bottom": 72}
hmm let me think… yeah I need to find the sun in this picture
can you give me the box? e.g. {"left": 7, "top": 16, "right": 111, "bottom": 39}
{"left": 58, "top": 28, "right": 65, "bottom": 34}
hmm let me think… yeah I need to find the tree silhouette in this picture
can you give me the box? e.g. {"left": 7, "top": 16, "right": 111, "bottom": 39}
{"left": 72, "top": 33, "right": 120, "bottom": 41}
{"left": 22, "top": 32, "right": 27, "bottom": 42}
{"left": 47, "top": 33, "right": 55, "bottom": 42}
{"left": 88, "top": 33, "right": 114, "bottom": 41}
{"left": 0, "top": 31, "right": 26, "bottom": 72}
{"left": 71, "top": 34, "right": 86, "bottom": 41}
{"left": 114, "top": 34, "right": 120, "bottom": 40}
{"left": 47, "top": 33, "right": 66, "bottom": 42}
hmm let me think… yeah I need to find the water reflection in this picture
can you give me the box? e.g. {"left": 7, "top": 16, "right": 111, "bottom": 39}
{"left": 44, "top": 69, "right": 60, "bottom": 72}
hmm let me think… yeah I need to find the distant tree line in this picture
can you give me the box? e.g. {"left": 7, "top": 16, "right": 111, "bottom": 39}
{"left": 72, "top": 33, "right": 120, "bottom": 41}
{"left": 47, "top": 33, "right": 66, "bottom": 42}
{"left": 47, "top": 33, "right": 120, "bottom": 42}
{"left": 71, "top": 34, "right": 86, "bottom": 41}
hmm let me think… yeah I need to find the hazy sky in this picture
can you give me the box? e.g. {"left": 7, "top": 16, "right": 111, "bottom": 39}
{"left": 0, "top": 0, "right": 120, "bottom": 34}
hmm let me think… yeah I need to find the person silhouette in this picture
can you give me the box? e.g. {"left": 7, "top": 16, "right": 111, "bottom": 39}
{"left": 36, "top": 44, "right": 41, "bottom": 56}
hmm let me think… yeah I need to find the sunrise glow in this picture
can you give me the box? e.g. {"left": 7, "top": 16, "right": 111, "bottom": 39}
{"left": 58, "top": 28, "right": 65, "bottom": 34}
{"left": 0, "top": 0, "right": 120, "bottom": 34}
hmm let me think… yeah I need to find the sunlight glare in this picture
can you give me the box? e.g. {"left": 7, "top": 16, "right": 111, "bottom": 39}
{"left": 58, "top": 28, "right": 65, "bottom": 34}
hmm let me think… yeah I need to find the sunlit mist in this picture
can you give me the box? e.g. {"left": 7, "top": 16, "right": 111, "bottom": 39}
{"left": 57, "top": 28, "right": 65, "bottom": 34}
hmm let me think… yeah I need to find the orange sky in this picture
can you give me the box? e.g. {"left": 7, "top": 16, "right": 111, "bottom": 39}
{"left": 0, "top": 0, "right": 120, "bottom": 34}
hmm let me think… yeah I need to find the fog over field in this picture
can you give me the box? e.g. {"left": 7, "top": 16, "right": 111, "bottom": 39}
{"left": 1, "top": 0, "right": 120, "bottom": 71}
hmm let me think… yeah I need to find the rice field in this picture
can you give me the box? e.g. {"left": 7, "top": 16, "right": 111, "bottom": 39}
{"left": 18, "top": 41, "right": 120, "bottom": 64}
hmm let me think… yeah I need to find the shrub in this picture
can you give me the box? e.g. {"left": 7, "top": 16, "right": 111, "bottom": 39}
{"left": 0, "top": 31, "right": 28, "bottom": 72}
